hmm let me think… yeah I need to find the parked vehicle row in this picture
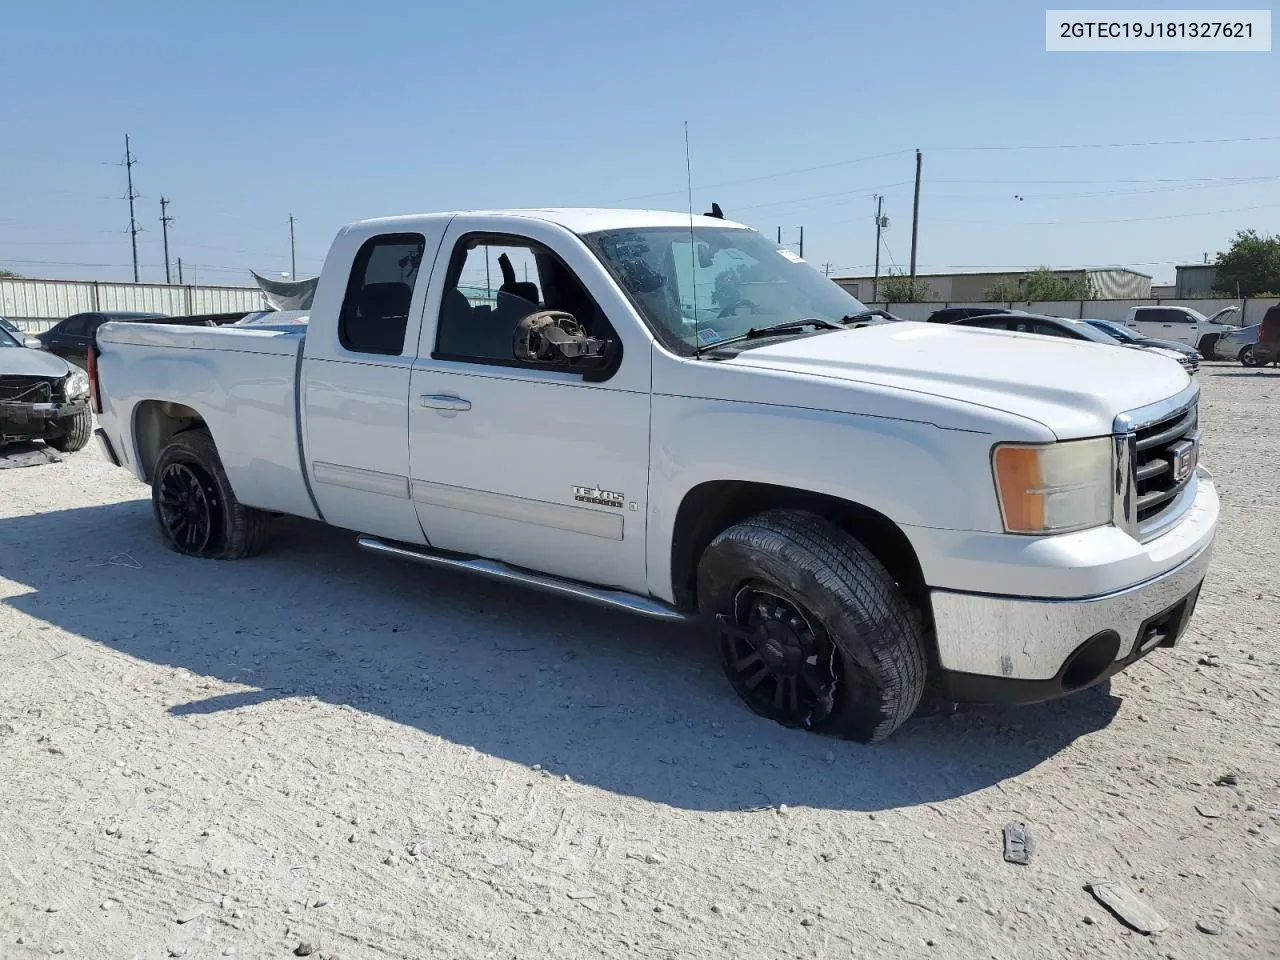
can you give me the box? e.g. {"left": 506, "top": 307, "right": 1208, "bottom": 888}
{"left": 86, "top": 207, "right": 1217, "bottom": 742}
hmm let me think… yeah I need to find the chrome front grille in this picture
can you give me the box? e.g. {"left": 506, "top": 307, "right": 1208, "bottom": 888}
{"left": 1113, "top": 384, "right": 1200, "bottom": 541}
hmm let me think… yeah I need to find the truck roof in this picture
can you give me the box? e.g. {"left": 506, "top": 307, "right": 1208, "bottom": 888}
{"left": 345, "top": 208, "right": 748, "bottom": 237}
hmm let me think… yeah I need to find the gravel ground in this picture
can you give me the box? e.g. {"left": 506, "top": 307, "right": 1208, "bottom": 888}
{"left": 1, "top": 363, "right": 1277, "bottom": 960}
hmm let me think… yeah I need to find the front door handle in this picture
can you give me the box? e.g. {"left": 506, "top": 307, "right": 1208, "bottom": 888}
{"left": 420, "top": 394, "right": 471, "bottom": 412}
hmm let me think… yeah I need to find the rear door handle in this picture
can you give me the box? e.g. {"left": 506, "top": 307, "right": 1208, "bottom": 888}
{"left": 420, "top": 394, "right": 471, "bottom": 412}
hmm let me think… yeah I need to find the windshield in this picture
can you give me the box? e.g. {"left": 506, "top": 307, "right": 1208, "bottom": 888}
{"left": 1060, "top": 319, "right": 1121, "bottom": 344}
{"left": 582, "top": 226, "right": 870, "bottom": 354}
{"left": 1086, "top": 319, "right": 1139, "bottom": 342}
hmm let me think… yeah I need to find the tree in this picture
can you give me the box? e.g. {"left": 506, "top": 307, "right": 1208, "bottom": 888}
{"left": 0, "top": 268, "right": 19, "bottom": 278}
{"left": 983, "top": 267, "right": 1093, "bottom": 302}
{"left": 876, "top": 271, "right": 934, "bottom": 302}
{"left": 1213, "top": 229, "right": 1280, "bottom": 297}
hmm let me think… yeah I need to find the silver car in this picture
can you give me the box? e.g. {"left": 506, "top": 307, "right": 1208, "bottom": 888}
{"left": 1213, "top": 323, "right": 1261, "bottom": 364}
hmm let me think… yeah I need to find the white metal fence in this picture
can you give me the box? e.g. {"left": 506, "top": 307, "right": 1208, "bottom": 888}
{"left": 864, "top": 296, "right": 1275, "bottom": 327}
{"left": 1, "top": 277, "right": 268, "bottom": 333}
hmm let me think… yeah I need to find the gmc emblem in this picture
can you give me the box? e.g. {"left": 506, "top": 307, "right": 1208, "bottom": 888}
{"left": 1169, "top": 438, "right": 1198, "bottom": 483}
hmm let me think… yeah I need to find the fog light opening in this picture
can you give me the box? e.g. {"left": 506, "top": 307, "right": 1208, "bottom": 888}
{"left": 1062, "top": 630, "right": 1121, "bottom": 691}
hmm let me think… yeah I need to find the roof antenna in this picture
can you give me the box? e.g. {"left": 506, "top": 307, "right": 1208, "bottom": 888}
{"left": 685, "top": 121, "right": 702, "bottom": 358}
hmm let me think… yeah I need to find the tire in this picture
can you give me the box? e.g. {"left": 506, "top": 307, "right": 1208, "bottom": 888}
{"left": 1197, "top": 334, "right": 1219, "bottom": 360}
{"left": 1240, "top": 345, "right": 1258, "bottom": 367}
{"left": 151, "top": 428, "right": 270, "bottom": 559}
{"left": 46, "top": 407, "right": 92, "bottom": 453}
{"left": 697, "top": 509, "right": 927, "bottom": 743}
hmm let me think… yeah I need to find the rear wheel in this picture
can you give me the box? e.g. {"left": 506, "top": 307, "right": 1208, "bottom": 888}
{"left": 697, "top": 509, "right": 927, "bottom": 743}
{"left": 151, "top": 428, "right": 269, "bottom": 559}
{"left": 1240, "top": 345, "right": 1259, "bottom": 367}
{"left": 46, "top": 407, "right": 91, "bottom": 452}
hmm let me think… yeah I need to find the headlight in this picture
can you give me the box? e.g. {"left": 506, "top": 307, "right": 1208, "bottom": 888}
{"left": 64, "top": 369, "right": 90, "bottom": 398}
{"left": 992, "top": 437, "right": 1113, "bottom": 535}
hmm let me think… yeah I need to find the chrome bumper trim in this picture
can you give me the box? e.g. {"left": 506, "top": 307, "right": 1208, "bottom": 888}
{"left": 931, "top": 542, "right": 1213, "bottom": 682}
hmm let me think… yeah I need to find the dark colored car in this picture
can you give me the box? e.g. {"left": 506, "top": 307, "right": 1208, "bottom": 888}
{"left": 952, "top": 312, "right": 1199, "bottom": 374}
{"left": 36, "top": 311, "right": 171, "bottom": 368}
{"left": 0, "top": 322, "right": 93, "bottom": 451}
{"left": 1252, "top": 303, "right": 1280, "bottom": 367}
{"left": 925, "top": 306, "right": 1018, "bottom": 324}
{"left": 1083, "top": 319, "right": 1200, "bottom": 372}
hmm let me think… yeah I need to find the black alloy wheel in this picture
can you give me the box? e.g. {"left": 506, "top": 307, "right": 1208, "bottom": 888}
{"left": 157, "top": 461, "right": 222, "bottom": 555}
{"left": 718, "top": 583, "right": 867, "bottom": 728}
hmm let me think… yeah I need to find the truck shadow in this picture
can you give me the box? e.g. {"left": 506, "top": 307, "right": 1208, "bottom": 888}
{"left": 0, "top": 500, "right": 1120, "bottom": 813}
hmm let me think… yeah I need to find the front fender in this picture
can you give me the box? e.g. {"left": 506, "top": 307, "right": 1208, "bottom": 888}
{"left": 646, "top": 395, "right": 1003, "bottom": 602}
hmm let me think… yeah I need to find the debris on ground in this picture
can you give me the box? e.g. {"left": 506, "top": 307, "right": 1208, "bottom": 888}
{"left": 1085, "top": 880, "right": 1168, "bottom": 934}
{"left": 1002, "top": 822, "right": 1035, "bottom": 865}
{"left": 1215, "top": 773, "right": 1240, "bottom": 787}
{"left": 1196, "top": 919, "right": 1223, "bottom": 935}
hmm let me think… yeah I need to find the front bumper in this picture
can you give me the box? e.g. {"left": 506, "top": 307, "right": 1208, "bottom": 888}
{"left": 934, "top": 542, "right": 1210, "bottom": 704}
{"left": 0, "top": 398, "right": 86, "bottom": 435}
{"left": 924, "top": 465, "right": 1217, "bottom": 704}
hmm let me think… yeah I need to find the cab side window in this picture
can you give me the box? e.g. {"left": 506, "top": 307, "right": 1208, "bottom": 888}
{"left": 338, "top": 233, "right": 426, "bottom": 355}
{"left": 435, "top": 234, "right": 616, "bottom": 369}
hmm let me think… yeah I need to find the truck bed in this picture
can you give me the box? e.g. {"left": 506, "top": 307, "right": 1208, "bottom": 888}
{"left": 95, "top": 321, "right": 318, "bottom": 520}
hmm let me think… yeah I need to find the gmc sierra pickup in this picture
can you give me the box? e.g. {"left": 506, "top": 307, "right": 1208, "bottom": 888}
{"left": 89, "top": 208, "right": 1218, "bottom": 742}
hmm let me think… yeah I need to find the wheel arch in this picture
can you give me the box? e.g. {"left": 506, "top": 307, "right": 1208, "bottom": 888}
{"left": 132, "top": 399, "right": 208, "bottom": 483}
{"left": 669, "top": 480, "right": 930, "bottom": 622}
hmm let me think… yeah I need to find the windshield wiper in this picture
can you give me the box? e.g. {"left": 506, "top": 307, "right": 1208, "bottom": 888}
{"left": 839, "top": 308, "right": 899, "bottom": 324}
{"left": 702, "top": 318, "right": 841, "bottom": 351}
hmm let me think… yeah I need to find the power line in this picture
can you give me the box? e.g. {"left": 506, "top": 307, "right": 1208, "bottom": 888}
{"left": 928, "top": 134, "right": 1280, "bottom": 152}
{"left": 927, "top": 201, "right": 1280, "bottom": 227}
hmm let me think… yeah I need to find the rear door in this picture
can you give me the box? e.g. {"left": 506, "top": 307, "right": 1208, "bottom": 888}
{"left": 406, "top": 218, "right": 652, "bottom": 595}
{"left": 1132, "top": 308, "right": 1196, "bottom": 345}
{"left": 46, "top": 314, "right": 94, "bottom": 367}
{"left": 300, "top": 222, "right": 451, "bottom": 543}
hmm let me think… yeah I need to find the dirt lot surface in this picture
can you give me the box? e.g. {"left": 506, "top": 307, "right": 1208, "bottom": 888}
{"left": 1, "top": 364, "right": 1278, "bottom": 960}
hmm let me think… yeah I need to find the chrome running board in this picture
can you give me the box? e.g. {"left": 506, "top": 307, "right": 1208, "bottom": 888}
{"left": 356, "top": 536, "right": 692, "bottom": 623}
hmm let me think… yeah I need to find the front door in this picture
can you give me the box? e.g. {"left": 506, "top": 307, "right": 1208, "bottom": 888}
{"left": 407, "top": 223, "right": 651, "bottom": 595}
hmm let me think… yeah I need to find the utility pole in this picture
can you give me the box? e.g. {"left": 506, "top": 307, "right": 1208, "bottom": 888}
{"left": 822, "top": 262, "right": 833, "bottom": 277}
{"left": 177, "top": 257, "right": 184, "bottom": 284}
{"left": 909, "top": 149, "right": 922, "bottom": 279}
{"left": 288, "top": 214, "right": 297, "bottom": 280}
{"left": 798, "top": 226, "right": 804, "bottom": 259}
{"left": 872, "top": 194, "right": 885, "bottom": 301}
{"left": 777, "top": 226, "right": 782, "bottom": 244}
{"left": 159, "top": 196, "right": 174, "bottom": 284}
{"left": 124, "top": 134, "right": 140, "bottom": 282}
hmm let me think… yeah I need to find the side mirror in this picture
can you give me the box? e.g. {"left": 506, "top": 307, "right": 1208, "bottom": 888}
{"left": 697, "top": 242, "right": 715, "bottom": 269}
{"left": 513, "top": 311, "right": 606, "bottom": 363}
{"left": 24, "top": 337, "right": 42, "bottom": 349}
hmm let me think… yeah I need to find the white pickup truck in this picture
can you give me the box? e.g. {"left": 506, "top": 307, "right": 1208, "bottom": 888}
{"left": 1122, "top": 304, "right": 1239, "bottom": 357}
{"left": 89, "top": 208, "right": 1218, "bottom": 742}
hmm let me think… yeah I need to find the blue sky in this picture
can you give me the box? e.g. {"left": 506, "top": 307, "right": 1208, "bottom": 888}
{"left": 1, "top": 0, "right": 1276, "bottom": 286}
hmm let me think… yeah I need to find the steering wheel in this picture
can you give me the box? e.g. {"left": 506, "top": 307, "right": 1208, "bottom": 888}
{"left": 717, "top": 298, "right": 758, "bottom": 320}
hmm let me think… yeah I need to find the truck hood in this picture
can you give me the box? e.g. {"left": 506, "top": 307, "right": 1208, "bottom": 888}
{"left": 724, "top": 321, "right": 1191, "bottom": 439}
{"left": 0, "top": 346, "right": 73, "bottom": 379}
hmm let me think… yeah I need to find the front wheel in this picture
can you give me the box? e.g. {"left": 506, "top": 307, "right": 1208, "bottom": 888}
{"left": 1197, "top": 333, "right": 1220, "bottom": 360}
{"left": 697, "top": 509, "right": 927, "bottom": 743}
{"left": 151, "top": 428, "right": 270, "bottom": 559}
{"left": 46, "top": 407, "right": 92, "bottom": 452}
